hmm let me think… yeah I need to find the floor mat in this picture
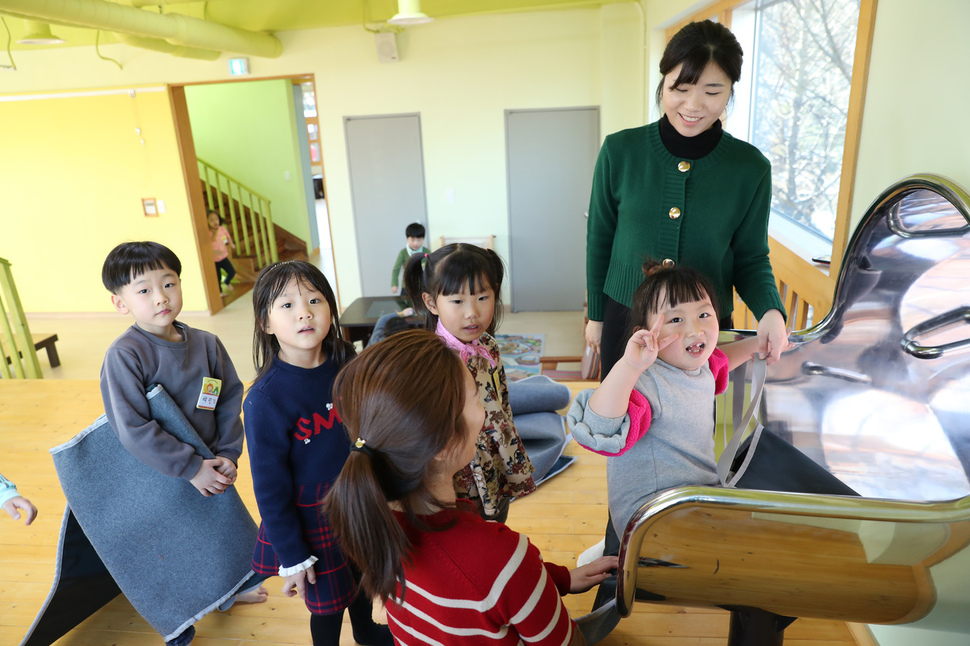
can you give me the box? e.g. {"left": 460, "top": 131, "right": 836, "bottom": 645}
{"left": 535, "top": 454, "right": 577, "bottom": 486}
{"left": 495, "top": 333, "right": 545, "bottom": 381}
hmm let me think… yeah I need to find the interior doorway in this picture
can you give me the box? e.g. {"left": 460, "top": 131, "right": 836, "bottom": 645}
{"left": 168, "top": 74, "right": 338, "bottom": 314}
{"left": 293, "top": 78, "right": 338, "bottom": 299}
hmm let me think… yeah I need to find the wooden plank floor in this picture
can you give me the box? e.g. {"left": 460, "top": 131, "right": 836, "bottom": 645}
{"left": 0, "top": 380, "right": 860, "bottom": 645}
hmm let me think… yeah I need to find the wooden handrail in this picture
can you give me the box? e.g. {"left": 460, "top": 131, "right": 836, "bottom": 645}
{"left": 0, "top": 257, "right": 43, "bottom": 379}
{"left": 732, "top": 237, "right": 834, "bottom": 333}
{"left": 196, "top": 158, "right": 272, "bottom": 203}
{"left": 197, "top": 158, "right": 278, "bottom": 268}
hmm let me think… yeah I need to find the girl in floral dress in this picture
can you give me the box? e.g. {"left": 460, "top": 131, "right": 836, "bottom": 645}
{"left": 404, "top": 243, "right": 535, "bottom": 522}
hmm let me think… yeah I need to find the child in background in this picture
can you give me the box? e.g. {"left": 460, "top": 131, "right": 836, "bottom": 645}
{"left": 367, "top": 307, "right": 415, "bottom": 347}
{"left": 208, "top": 210, "right": 237, "bottom": 294}
{"left": 404, "top": 243, "right": 534, "bottom": 522}
{"left": 1, "top": 472, "right": 37, "bottom": 525}
{"left": 327, "top": 330, "right": 617, "bottom": 646}
{"left": 390, "top": 222, "right": 428, "bottom": 295}
{"left": 101, "top": 241, "right": 267, "bottom": 645}
{"left": 568, "top": 261, "right": 762, "bottom": 544}
{"left": 245, "top": 260, "right": 392, "bottom": 646}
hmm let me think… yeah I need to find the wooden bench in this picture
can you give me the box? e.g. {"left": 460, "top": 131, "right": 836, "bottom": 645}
{"left": 4, "top": 333, "right": 59, "bottom": 369}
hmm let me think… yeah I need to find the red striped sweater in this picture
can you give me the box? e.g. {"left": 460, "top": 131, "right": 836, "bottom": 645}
{"left": 388, "top": 506, "right": 578, "bottom": 645}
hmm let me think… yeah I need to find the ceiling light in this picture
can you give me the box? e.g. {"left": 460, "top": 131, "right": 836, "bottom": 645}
{"left": 388, "top": 0, "right": 433, "bottom": 26}
{"left": 17, "top": 21, "right": 65, "bottom": 45}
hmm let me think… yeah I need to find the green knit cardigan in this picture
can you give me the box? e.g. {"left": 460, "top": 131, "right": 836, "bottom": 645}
{"left": 586, "top": 121, "right": 785, "bottom": 323}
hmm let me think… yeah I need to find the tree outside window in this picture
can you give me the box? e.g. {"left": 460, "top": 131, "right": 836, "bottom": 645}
{"left": 736, "top": 0, "right": 860, "bottom": 241}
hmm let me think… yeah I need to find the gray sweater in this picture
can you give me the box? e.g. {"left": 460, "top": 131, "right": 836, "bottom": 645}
{"left": 567, "top": 350, "right": 727, "bottom": 538}
{"left": 100, "top": 322, "right": 244, "bottom": 480}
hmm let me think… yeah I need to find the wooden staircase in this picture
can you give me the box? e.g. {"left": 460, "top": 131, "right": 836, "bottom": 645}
{"left": 198, "top": 159, "right": 308, "bottom": 306}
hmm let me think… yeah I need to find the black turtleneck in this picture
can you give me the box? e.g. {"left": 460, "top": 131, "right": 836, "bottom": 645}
{"left": 658, "top": 114, "right": 723, "bottom": 160}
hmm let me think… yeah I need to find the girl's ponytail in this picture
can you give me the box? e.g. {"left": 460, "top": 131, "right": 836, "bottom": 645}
{"left": 327, "top": 451, "right": 408, "bottom": 600}
{"left": 483, "top": 247, "right": 505, "bottom": 334}
{"left": 403, "top": 251, "right": 435, "bottom": 331}
{"left": 327, "top": 329, "right": 470, "bottom": 600}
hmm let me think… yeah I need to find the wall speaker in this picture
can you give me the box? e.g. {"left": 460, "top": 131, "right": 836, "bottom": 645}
{"left": 375, "top": 32, "right": 399, "bottom": 64}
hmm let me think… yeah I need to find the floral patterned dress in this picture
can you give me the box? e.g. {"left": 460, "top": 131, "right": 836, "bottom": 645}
{"left": 448, "top": 332, "right": 536, "bottom": 517}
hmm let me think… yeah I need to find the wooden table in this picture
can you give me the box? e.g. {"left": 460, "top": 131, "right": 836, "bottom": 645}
{"left": 339, "top": 295, "right": 421, "bottom": 344}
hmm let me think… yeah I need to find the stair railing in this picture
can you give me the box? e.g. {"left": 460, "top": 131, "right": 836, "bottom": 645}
{"left": 0, "top": 257, "right": 42, "bottom": 379}
{"left": 197, "top": 159, "right": 279, "bottom": 268}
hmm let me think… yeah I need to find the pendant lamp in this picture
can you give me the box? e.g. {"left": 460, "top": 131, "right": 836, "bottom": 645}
{"left": 388, "top": 0, "right": 433, "bottom": 26}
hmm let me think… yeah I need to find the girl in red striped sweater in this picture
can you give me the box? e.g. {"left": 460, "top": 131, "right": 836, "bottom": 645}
{"left": 328, "top": 330, "right": 616, "bottom": 645}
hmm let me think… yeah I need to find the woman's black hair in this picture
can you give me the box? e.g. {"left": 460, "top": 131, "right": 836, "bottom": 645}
{"left": 629, "top": 260, "right": 720, "bottom": 338}
{"left": 251, "top": 260, "right": 355, "bottom": 384}
{"left": 655, "top": 19, "right": 744, "bottom": 108}
{"left": 402, "top": 243, "right": 505, "bottom": 336}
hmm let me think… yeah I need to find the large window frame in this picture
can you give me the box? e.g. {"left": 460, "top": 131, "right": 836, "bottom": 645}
{"left": 665, "top": 0, "right": 877, "bottom": 306}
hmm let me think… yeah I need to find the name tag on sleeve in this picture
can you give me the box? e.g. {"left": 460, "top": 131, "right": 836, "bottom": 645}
{"left": 197, "top": 377, "right": 223, "bottom": 410}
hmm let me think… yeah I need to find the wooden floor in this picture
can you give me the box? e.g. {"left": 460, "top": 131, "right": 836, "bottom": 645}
{"left": 0, "top": 379, "right": 862, "bottom": 646}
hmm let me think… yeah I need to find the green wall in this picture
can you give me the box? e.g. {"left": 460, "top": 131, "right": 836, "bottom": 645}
{"left": 185, "top": 79, "right": 311, "bottom": 250}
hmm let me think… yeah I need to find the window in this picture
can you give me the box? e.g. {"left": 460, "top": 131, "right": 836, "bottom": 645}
{"left": 300, "top": 81, "right": 317, "bottom": 118}
{"left": 732, "top": 0, "right": 861, "bottom": 243}
{"left": 666, "top": 0, "right": 876, "bottom": 324}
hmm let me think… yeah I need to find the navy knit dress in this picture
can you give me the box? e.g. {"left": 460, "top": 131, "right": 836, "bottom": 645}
{"left": 243, "top": 358, "right": 354, "bottom": 614}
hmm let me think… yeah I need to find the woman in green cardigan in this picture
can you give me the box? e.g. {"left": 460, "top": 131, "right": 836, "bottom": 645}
{"left": 585, "top": 20, "right": 788, "bottom": 377}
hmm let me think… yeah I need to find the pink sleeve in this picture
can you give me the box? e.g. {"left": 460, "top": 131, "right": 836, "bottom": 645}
{"left": 585, "top": 389, "right": 652, "bottom": 457}
{"left": 710, "top": 348, "right": 730, "bottom": 395}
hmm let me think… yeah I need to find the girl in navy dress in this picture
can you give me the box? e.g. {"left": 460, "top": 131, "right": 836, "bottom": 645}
{"left": 245, "top": 260, "right": 391, "bottom": 646}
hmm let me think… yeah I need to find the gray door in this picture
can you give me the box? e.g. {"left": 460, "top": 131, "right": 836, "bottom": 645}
{"left": 506, "top": 107, "right": 599, "bottom": 311}
{"left": 345, "top": 114, "right": 427, "bottom": 297}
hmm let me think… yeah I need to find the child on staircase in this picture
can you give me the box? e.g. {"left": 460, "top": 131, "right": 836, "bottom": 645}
{"left": 208, "top": 210, "right": 237, "bottom": 294}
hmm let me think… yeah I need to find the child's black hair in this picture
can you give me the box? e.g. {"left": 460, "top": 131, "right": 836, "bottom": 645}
{"left": 207, "top": 209, "right": 223, "bottom": 225}
{"left": 102, "top": 241, "right": 182, "bottom": 294}
{"left": 629, "top": 260, "right": 719, "bottom": 337}
{"left": 405, "top": 222, "right": 426, "bottom": 239}
{"left": 381, "top": 316, "right": 412, "bottom": 339}
{"left": 251, "top": 260, "right": 355, "bottom": 384}
{"left": 402, "top": 243, "right": 504, "bottom": 336}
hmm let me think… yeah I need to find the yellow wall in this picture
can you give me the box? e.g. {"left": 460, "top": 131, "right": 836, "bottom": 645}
{"left": 0, "top": 7, "right": 643, "bottom": 312}
{"left": 855, "top": 9, "right": 970, "bottom": 646}
{"left": 6, "top": 0, "right": 957, "bottom": 316}
{"left": 850, "top": 0, "right": 970, "bottom": 229}
{"left": 0, "top": 87, "right": 207, "bottom": 313}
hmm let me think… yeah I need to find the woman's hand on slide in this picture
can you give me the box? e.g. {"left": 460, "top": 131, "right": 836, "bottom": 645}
{"left": 585, "top": 320, "right": 603, "bottom": 354}
{"left": 283, "top": 567, "right": 317, "bottom": 600}
{"left": 568, "top": 556, "right": 619, "bottom": 594}
{"left": 756, "top": 309, "right": 789, "bottom": 366}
